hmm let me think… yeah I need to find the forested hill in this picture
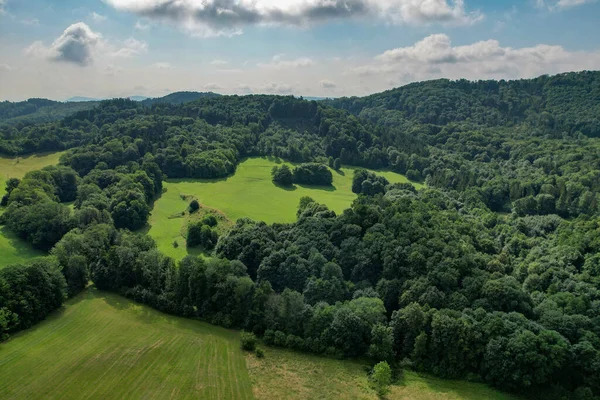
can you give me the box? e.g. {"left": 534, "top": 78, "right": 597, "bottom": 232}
{"left": 2, "top": 71, "right": 600, "bottom": 399}
{"left": 326, "top": 70, "right": 600, "bottom": 137}
{"left": 0, "top": 98, "right": 99, "bottom": 127}
{"left": 0, "top": 91, "right": 221, "bottom": 127}
{"left": 140, "top": 91, "right": 220, "bottom": 106}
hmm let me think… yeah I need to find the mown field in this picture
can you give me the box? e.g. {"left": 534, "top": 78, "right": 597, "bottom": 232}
{"left": 0, "top": 288, "right": 519, "bottom": 400}
{"left": 0, "top": 289, "right": 253, "bottom": 400}
{"left": 149, "top": 157, "right": 422, "bottom": 259}
{"left": 0, "top": 152, "right": 64, "bottom": 268}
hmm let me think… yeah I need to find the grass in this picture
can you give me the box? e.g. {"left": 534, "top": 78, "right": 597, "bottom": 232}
{"left": 0, "top": 152, "right": 65, "bottom": 269}
{"left": 0, "top": 289, "right": 519, "bottom": 400}
{"left": 149, "top": 157, "right": 423, "bottom": 259}
{"left": 0, "top": 288, "right": 253, "bottom": 400}
{"left": 246, "top": 347, "right": 521, "bottom": 400}
{"left": 391, "top": 371, "right": 521, "bottom": 400}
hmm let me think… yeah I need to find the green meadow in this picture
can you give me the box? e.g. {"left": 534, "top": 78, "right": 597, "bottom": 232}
{"left": 0, "top": 289, "right": 253, "bottom": 400}
{"left": 149, "top": 157, "right": 422, "bottom": 259}
{"left": 248, "top": 343, "right": 521, "bottom": 400}
{"left": 0, "top": 288, "right": 519, "bottom": 400}
{"left": 0, "top": 152, "right": 64, "bottom": 268}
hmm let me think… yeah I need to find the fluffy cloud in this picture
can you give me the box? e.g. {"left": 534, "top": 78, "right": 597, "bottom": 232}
{"left": 105, "top": 0, "right": 482, "bottom": 37}
{"left": 210, "top": 59, "right": 229, "bottom": 66}
{"left": 24, "top": 23, "right": 148, "bottom": 66}
{"left": 0, "top": 0, "right": 5, "bottom": 14}
{"left": 25, "top": 23, "right": 102, "bottom": 66}
{"left": 258, "top": 54, "right": 314, "bottom": 69}
{"left": 319, "top": 79, "right": 337, "bottom": 89}
{"left": 351, "top": 34, "right": 600, "bottom": 81}
{"left": 0, "top": 63, "right": 11, "bottom": 71}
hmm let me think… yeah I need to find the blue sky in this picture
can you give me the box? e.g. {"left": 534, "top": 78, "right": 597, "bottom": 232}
{"left": 1, "top": 0, "right": 599, "bottom": 101}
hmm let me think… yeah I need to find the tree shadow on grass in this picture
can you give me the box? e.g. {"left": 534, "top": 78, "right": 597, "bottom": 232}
{"left": 297, "top": 183, "right": 337, "bottom": 192}
{"left": 263, "top": 155, "right": 283, "bottom": 164}
{"left": 273, "top": 182, "right": 297, "bottom": 191}
{"left": 334, "top": 169, "right": 345, "bottom": 176}
{"left": 0, "top": 225, "right": 44, "bottom": 257}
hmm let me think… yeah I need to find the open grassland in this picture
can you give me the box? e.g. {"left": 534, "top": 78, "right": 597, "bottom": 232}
{"left": 0, "top": 152, "right": 64, "bottom": 268}
{"left": 0, "top": 289, "right": 253, "bottom": 400}
{"left": 0, "top": 152, "right": 65, "bottom": 195}
{"left": 246, "top": 347, "right": 520, "bottom": 400}
{"left": 0, "top": 288, "right": 519, "bottom": 400}
{"left": 149, "top": 157, "right": 422, "bottom": 259}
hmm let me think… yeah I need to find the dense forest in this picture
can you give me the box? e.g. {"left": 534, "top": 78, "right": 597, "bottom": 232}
{"left": 1, "top": 71, "right": 600, "bottom": 399}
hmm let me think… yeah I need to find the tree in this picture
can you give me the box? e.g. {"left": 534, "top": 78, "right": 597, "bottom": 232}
{"left": 189, "top": 199, "right": 200, "bottom": 212}
{"left": 368, "top": 324, "right": 394, "bottom": 362}
{"left": 271, "top": 165, "right": 294, "bottom": 185}
{"left": 333, "top": 158, "right": 341, "bottom": 170}
{"left": 370, "top": 361, "right": 392, "bottom": 397}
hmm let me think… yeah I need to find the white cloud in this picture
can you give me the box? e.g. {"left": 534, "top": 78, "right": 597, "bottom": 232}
{"left": 105, "top": 0, "right": 482, "bottom": 37}
{"left": 319, "top": 79, "right": 336, "bottom": 89}
{"left": 152, "top": 62, "right": 171, "bottom": 69}
{"left": 0, "top": 0, "right": 6, "bottom": 15}
{"left": 0, "top": 63, "right": 11, "bottom": 71}
{"left": 258, "top": 54, "right": 314, "bottom": 69}
{"left": 537, "top": 0, "right": 596, "bottom": 9}
{"left": 210, "top": 59, "right": 229, "bottom": 66}
{"left": 91, "top": 12, "right": 107, "bottom": 22}
{"left": 111, "top": 37, "right": 148, "bottom": 58}
{"left": 25, "top": 23, "right": 102, "bottom": 66}
{"left": 135, "top": 20, "right": 150, "bottom": 30}
{"left": 350, "top": 34, "right": 600, "bottom": 83}
{"left": 24, "top": 23, "right": 149, "bottom": 66}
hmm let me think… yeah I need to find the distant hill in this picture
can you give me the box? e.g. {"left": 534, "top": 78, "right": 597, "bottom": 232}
{"left": 128, "top": 96, "right": 150, "bottom": 102}
{"left": 141, "top": 91, "right": 221, "bottom": 106}
{"left": 66, "top": 96, "right": 101, "bottom": 103}
{"left": 0, "top": 98, "right": 99, "bottom": 126}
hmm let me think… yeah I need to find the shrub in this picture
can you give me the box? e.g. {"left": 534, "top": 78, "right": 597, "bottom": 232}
{"left": 173, "top": 240, "right": 179, "bottom": 248}
{"left": 240, "top": 331, "right": 257, "bottom": 351}
{"left": 189, "top": 199, "right": 200, "bottom": 212}
{"left": 274, "top": 330, "right": 287, "bottom": 347}
{"left": 263, "top": 329, "right": 276, "bottom": 345}
{"left": 370, "top": 361, "right": 392, "bottom": 397}
{"left": 202, "top": 215, "right": 218, "bottom": 227}
{"left": 255, "top": 348, "right": 265, "bottom": 358}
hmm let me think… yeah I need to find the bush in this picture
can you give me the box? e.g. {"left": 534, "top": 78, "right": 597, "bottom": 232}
{"left": 189, "top": 199, "right": 200, "bottom": 212}
{"left": 263, "top": 329, "right": 276, "bottom": 345}
{"left": 271, "top": 165, "right": 294, "bottom": 185}
{"left": 173, "top": 240, "right": 179, "bottom": 248}
{"left": 293, "top": 163, "right": 333, "bottom": 186}
{"left": 370, "top": 361, "right": 392, "bottom": 397}
{"left": 240, "top": 331, "right": 257, "bottom": 351}
{"left": 255, "top": 347, "right": 265, "bottom": 358}
{"left": 202, "top": 215, "right": 218, "bottom": 227}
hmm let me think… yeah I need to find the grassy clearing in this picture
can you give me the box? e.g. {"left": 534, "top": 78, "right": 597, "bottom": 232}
{"left": 0, "top": 152, "right": 65, "bottom": 196}
{"left": 0, "top": 152, "right": 64, "bottom": 268}
{"left": 245, "top": 347, "right": 520, "bottom": 400}
{"left": 0, "top": 288, "right": 253, "bottom": 400}
{"left": 149, "top": 157, "right": 422, "bottom": 259}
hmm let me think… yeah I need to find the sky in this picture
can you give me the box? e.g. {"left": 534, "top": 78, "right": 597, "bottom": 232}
{"left": 0, "top": 0, "right": 599, "bottom": 101}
